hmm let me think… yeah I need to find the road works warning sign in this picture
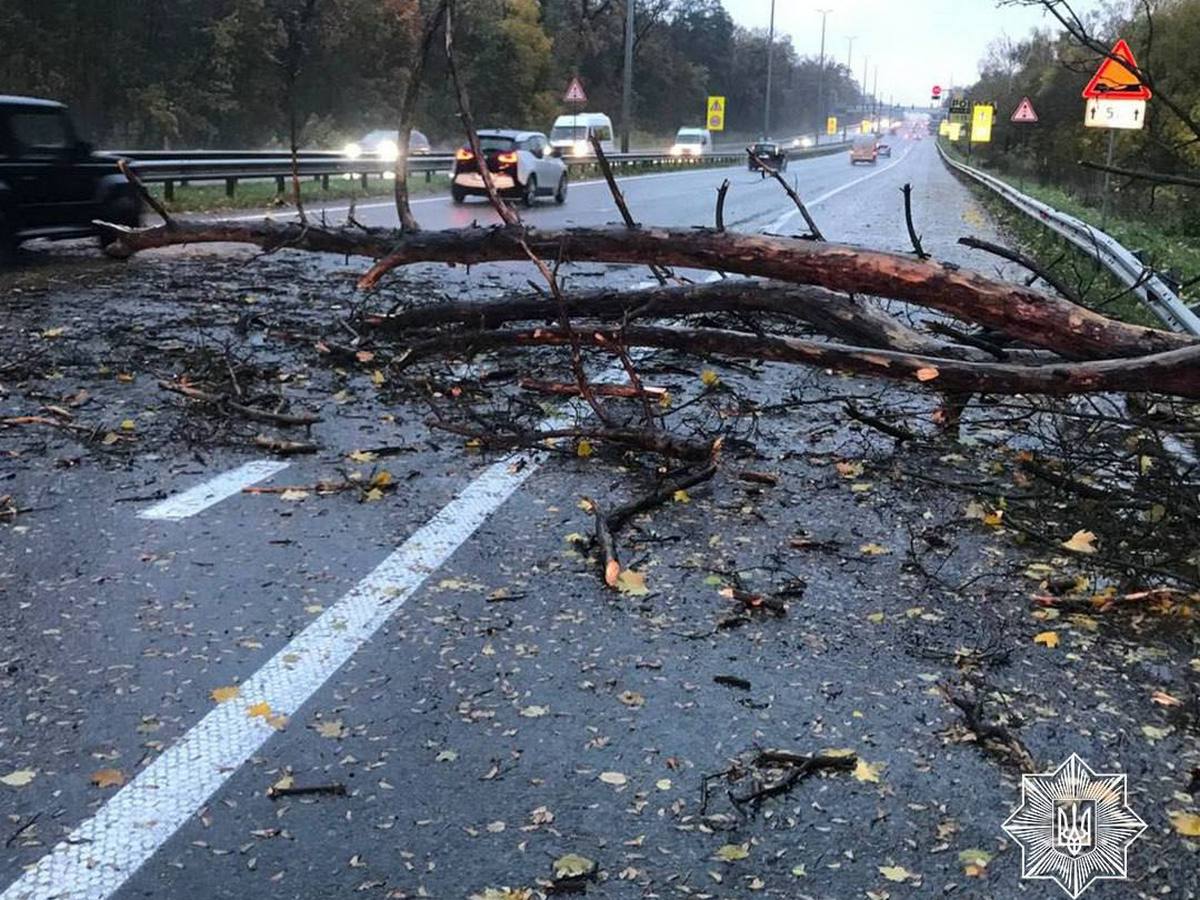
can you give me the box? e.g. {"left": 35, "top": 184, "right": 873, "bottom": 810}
{"left": 707, "top": 96, "right": 726, "bottom": 131}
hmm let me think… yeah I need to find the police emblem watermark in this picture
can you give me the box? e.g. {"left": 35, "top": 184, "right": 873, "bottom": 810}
{"left": 1002, "top": 753, "right": 1146, "bottom": 898}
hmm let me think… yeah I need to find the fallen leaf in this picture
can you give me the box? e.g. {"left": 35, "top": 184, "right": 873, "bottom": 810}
{"left": 700, "top": 369, "right": 720, "bottom": 388}
{"left": 90, "top": 768, "right": 126, "bottom": 789}
{"left": 519, "top": 705, "right": 549, "bottom": 718}
{"left": 119, "top": 418, "right": 136, "bottom": 432}
{"left": 0, "top": 769, "right": 36, "bottom": 788}
{"left": 714, "top": 843, "right": 750, "bottom": 862}
{"left": 245, "top": 701, "right": 272, "bottom": 719}
{"left": 369, "top": 470, "right": 392, "bottom": 488}
{"left": 435, "top": 749, "right": 458, "bottom": 763}
{"left": 655, "top": 778, "right": 672, "bottom": 791}
{"left": 673, "top": 489, "right": 690, "bottom": 503}
{"left": 958, "top": 848, "right": 993, "bottom": 876}
{"left": 211, "top": 685, "right": 240, "bottom": 703}
{"left": 553, "top": 853, "right": 596, "bottom": 879}
{"left": 1033, "top": 630, "right": 1060, "bottom": 649}
{"left": 915, "top": 367, "right": 940, "bottom": 382}
{"left": 1061, "top": 529, "right": 1097, "bottom": 554}
{"left": 853, "top": 759, "right": 882, "bottom": 783}
{"left": 599, "top": 771, "right": 627, "bottom": 786}
{"left": 314, "top": 719, "right": 345, "bottom": 739}
{"left": 1151, "top": 690, "right": 1183, "bottom": 707}
{"left": 529, "top": 806, "right": 554, "bottom": 825}
{"left": 860, "top": 543, "right": 890, "bottom": 556}
{"left": 618, "top": 691, "right": 645, "bottom": 708}
{"left": 279, "top": 488, "right": 309, "bottom": 502}
{"left": 836, "top": 460, "right": 864, "bottom": 478}
{"left": 615, "top": 569, "right": 649, "bottom": 596}
{"left": 1142, "top": 724, "right": 1172, "bottom": 743}
{"left": 1169, "top": 811, "right": 1200, "bottom": 837}
{"left": 470, "top": 889, "right": 532, "bottom": 900}
{"left": 576, "top": 439, "right": 593, "bottom": 459}
{"left": 347, "top": 450, "right": 376, "bottom": 463}
{"left": 879, "top": 865, "right": 916, "bottom": 882}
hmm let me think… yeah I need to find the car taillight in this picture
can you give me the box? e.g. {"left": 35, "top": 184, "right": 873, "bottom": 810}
{"left": 496, "top": 151, "right": 518, "bottom": 165}
{"left": 455, "top": 148, "right": 474, "bottom": 161}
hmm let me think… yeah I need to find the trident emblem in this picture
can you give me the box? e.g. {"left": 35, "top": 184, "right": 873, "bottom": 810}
{"left": 1055, "top": 801, "right": 1094, "bottom": 857}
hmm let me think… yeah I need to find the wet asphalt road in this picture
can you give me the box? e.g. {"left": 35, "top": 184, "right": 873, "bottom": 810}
{"left": 1, "top": 139, "right": 1197, "bottom": 900}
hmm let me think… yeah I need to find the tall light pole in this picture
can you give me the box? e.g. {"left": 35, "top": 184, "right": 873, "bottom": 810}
{"left": 621, "top": 0, "right": 634, "bottom": 152}
{"left": 815, "top": 9, "right": 831, "bottom": 141}
{"left": 862, "top": 56, "right": 869, "bottom": 116}
{"left": 764, "top": 0, "right": 776, "bottom": 139}
{"left": 846, "top": 35, "right": 856, "bottom": 71}
{"left": 872, "top": 66, "right": 878, "bottom": 119}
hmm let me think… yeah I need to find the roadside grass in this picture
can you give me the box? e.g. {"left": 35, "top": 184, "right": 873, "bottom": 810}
{"left": 148, "top": 174, "right": 446, "bottom": 215}
{"left": 938, "top": 137, "right": 1188, "bottom": 328}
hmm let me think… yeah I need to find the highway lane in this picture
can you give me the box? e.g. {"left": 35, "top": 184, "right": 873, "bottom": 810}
{"left": 0, "top": 135, "right": 1072, "bottom": 900}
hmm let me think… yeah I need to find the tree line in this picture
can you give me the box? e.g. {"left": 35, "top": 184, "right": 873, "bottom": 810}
{"left": 962, "top": 0, "right": 1200, "bottom": 234}
{"left": 0, "top": 0, "right": 864, "bottom": 150}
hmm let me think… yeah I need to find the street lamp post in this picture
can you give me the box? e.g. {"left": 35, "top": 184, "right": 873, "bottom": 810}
{"left": 621, "top": 0, "right": 634, "bottom": 152}
{"left": 815, "top": 9, "right": 830, "bottom": 143}
{"left": 764, "top": 0, "right": 776, "bottom": 139}
{"left": 862, "top": 56, "right": 869, "bottom": 117}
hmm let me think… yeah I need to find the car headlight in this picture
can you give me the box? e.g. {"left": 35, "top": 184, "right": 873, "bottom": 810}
{"left": 670, "top": 145, "right": 684, "bottom": 156}
{"left": 799, "top": 137, "right": 814, "bottom": 148}
{"left": 342, "top": 142, "right": 362, "bottom": 160}
{"left": 572, "top": 140, "right": 589, "bottom": 156}
{"left": 378, "top": 140, "right": 399, "bottom": 162}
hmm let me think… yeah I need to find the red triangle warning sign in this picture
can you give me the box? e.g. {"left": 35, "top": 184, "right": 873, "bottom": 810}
{"left": 563, "top": 77, "right": 588, "bottom": 104}
{"left": 1082, "top": 39, "right": 1151, "bottom": 100}
{"left": 1011, "top": 96, "right": 1039, "bottom": 123}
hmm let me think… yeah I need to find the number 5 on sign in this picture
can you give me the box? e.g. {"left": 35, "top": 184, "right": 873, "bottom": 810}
{"left": 1085, "top": 98, "right": 1145, "bottom": 130}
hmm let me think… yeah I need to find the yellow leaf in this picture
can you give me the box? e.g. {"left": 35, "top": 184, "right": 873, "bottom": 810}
{"left": 655, "top": 778, "right": 672, "bottom": 791}
{"left": 363, "top": 487, "right": 384, "bottom": 502}
{"left": 369, "top": 469, "right": 392, "bottom": 488}
{"left": 553, "top": 853, "right": 596, "bottom": 879}
{"left": 348, "top": 450, "right": 376, "bottom": 463}
{"left": 616, "top": 569, "right": 649, "bottom": 596}
{"left": 314, "top": 719, "right": 345, "bottom": 739}
{"left": 958, "top": 848, "right": 992, "bottom": 875}
{"left": 116, "top": 372, "right": 135, "bottom": 383}
{"left": 90, "top": 768, "right": 126, "bottom": 789}
{"left": 983, "top": 510, "right": 1003, "bottom": 527}
{"left": 853, "top": 759, "right": 882, "bottom": 783}
{"left": 119, "top": 418, "right": 136, "bottom": 432}
{"left": 246, "top": 701, "right": 272, "bottom": 719}
{"left": 714, "top": 843, "right": 750, "bottom": 862}
{"left": 372, "top": 369, "right": 385, "bottom": 386}
{"left": 879, "top": 865, "right": 915, "bottom": 882}
{"left": 673, "top": 489, "right": 690, "bottom": 503}
{"left": 470, "top": 889, "right": 533, "bottom": 900}
{"left": 576, "top": 439, "right": 593, "bottom": 458}
{"left": 866, "top": 611, "right": 885, "bottom": 624}
{"left": 1061, "top": 529, "right": 1097, "bottom": 554}
{"left": 599, "top": 771, "right": 627, "bottom": 786}
{"left": 836, "top": 461, "right": 863, "bottom": 478}
{"left": 618, "top": 690, "right": 645, "bottom": 708}
{"left": 659, "top": 391, "right": 672, "bottom": 409}
{"left": 915, "top": 367, "right": 940, "bottom": 382}
{"left": 1169, "top": 811, "right": 1200, "bottom": 837}
{"left": 519, "top": 705, "right": 549, "bottom": 718}
{"left": 0, "top": 769, "right": 37, "bottom": 788}
{"left": 700, "top": 369, "right": 720, "bottom": 387}
{"left": 211, "top": 685, "right": 240, "bottom": 703}
{"left": 279, "top": 488, "right": 309, "bottom": 502}
{"left": 41, "top": 327, "right": 65, "bottom": 339}
{"left": 850, "top": 482, "right": 873, "bottom": 493}
{"left": 1033, "top": 631, "right": 1060, "bottom": 648}
{"left": 860, "top": 543, "right": 890, "bottom": 556}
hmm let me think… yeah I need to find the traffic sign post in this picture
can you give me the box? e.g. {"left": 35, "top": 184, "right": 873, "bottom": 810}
{"left": 931, "top": 84, "right": 942, "bottom": 103}
{"left": 1080, "top": 38, "right": 1151, "bottom": 227}
{"left": 707, "top": 96, "right": 726, "bottom": 132}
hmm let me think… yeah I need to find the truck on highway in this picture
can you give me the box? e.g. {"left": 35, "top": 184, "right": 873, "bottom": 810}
{"left": 549, "top": 112, "right": 614, "bottom": 157}
{"left": 0, "top": 95, "right": 141, "bottom": 260}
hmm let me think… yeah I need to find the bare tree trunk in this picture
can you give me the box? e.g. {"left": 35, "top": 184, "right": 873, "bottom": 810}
{"left": 394, "top": 0, "right": 448, "bottom": 232}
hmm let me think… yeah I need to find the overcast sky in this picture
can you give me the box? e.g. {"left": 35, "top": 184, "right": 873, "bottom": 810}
{"left": 719, "top": 0, "right": 1100, "bottom": 105}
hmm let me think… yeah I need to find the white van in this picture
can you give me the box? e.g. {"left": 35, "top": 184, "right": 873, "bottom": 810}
{"left": 550, "top": 113, "right": 615, "bottom": 156}
{"left": 671, "top": 127, "right": 712, "bottom": 157}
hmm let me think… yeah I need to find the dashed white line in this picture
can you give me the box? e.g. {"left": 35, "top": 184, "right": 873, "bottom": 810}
{"left": 767, "top": 146, "right": 914, "bottom": 233}
{"left": 136, "top": 459, "right": 290, "bottom": 520}
{"left": 3, "top": 448, "right": 544, "bottom": 900}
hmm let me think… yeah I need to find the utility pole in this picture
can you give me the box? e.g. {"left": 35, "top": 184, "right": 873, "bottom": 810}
{"left": 815, "top": 9, "right": 830, "bottom": 144}
{"left": 872, "top": 66, "right": 878, "bottom": 121}
{"left": 862, "top": 56, "right": 869, "bottom": 117}
{"left": 621, "top": 0, "right": 634, "bottom": 152}
{"left": 846, "top": 36, "right": 856, "bottom": 71}
{"left": 764, "top": 0, "right": 776, "bottom": 139}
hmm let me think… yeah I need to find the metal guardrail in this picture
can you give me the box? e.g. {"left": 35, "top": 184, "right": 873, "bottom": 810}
{"left": 103, "top": 140, "right": 851, "bottom": 201}
{"left": 937, "top": 143, "right": 1200, "bottom": 336}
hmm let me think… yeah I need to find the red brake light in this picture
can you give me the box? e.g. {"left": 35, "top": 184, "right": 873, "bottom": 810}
{"left": 455, "top": 148, "right": 474, "bottom": 161}
{"left": 496, "top": 151, "right": 518, "bottom": 164}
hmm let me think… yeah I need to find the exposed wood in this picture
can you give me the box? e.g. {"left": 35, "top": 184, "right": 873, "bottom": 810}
{"left": 583, "top": 496, "right": 621, "bottom": 588}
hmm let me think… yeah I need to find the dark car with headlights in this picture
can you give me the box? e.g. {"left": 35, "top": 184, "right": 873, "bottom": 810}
{"left": 748, "top": 140, "right": 787, "bottom": 172}
{"left": 0, "top": 96, "right": 140, "bottom": 260}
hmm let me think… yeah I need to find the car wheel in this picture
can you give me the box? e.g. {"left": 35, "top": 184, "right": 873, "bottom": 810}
{"left": 554, "top": 174, "right": 567, "bottom": 205}
{"left": 522, "top": 176, "right": 538, "bottom": 208}
{"left": 451, "top": 185, "right": 467, "bottom": 204}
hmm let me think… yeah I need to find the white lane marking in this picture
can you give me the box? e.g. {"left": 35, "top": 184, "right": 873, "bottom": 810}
{"left": 767, "top": 147, "right": 913, "bottom": 233}
{"left": 136, "top": 460, "right": 290, "bottom": 520}
{"left": 3, "top": 448, "right": 546, "bottom": 900}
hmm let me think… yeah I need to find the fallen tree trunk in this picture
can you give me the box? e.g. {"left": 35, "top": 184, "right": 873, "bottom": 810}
{"left": 408, "top": 322, "right": 1200, "bottom": 399}
{"left": 99, "top": 221, "right": 1193, "bottom": 361}
{"left": 364, "top": 279, "right": 1001, "bottom": 361}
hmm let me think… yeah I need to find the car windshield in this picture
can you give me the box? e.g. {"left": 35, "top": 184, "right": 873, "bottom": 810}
{"left": 551, "top": 125, "right": 588, "bottom": 141}
{"left": 676, "top": 131, "right": 705, "bottom": 144}
{"left": 8, "top": 109, "right": 71, "bottom": 149}
{"left": 753, "top": 143, "right": 776, "bottom": 153}
{"left": 853, "top": 136, "right": 876, "bottom": 149}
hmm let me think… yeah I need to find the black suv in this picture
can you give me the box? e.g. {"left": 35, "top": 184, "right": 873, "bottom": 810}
{"left": 748, "top": 141, "right": 788, "bottom": 173}
{"left": 0, "top": 96, "right": 140, "bottom": 260}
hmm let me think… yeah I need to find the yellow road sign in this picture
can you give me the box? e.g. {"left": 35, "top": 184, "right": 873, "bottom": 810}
{"left": 707, "top": 96, "right": 726, "bottom": 131}
{"left": 938, "top": 120, "right": 950, "bottom": 136}
{"left": 860, "top": 119, "right": 872, "bottom": 134}
{"left": 826, "top": 116, "right": 838, "bottom": 136}
{"left": 947, "top": 122, "right": 963, "bottom": 140}
{"left": 970, "top": 104, "right": 993, "bottom": 142}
